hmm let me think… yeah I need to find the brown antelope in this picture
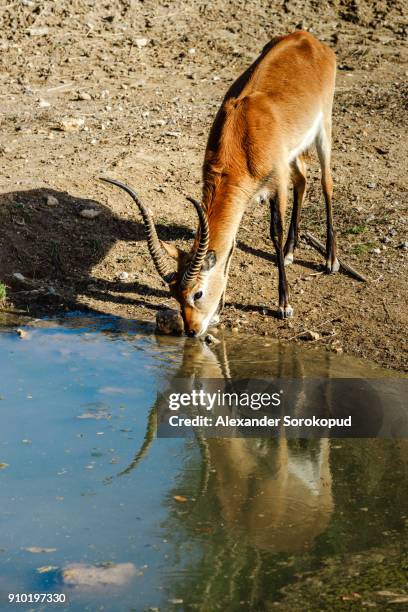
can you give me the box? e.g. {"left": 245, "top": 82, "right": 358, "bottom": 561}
{"left": 101, "top": 30, "right": 338, "bottom": 336}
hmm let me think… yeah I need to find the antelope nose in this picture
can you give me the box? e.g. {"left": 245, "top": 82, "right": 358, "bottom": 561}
{"left": 187, "top": 329, "right": 197, "bottom": 338}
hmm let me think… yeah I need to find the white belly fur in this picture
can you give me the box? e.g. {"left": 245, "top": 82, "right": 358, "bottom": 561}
{"left": 288, "top": 111, "right": 323, "bottom": 162}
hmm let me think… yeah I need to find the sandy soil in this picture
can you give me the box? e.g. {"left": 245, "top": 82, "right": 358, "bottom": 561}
{"left": 0, "top": 0, "right": 406, "bottom": 371}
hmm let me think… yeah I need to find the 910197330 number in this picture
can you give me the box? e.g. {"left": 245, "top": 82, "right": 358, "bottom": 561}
{"left": 8, "top": 593, "right": 67, "bottom": 604}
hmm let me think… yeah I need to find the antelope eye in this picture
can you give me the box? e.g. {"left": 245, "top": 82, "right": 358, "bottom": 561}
{"left": 193, "top": 290, "right": 203, "bottom": 301}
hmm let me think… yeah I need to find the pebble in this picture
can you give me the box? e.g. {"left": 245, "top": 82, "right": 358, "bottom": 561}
{"left": 135, "top": 37, "right": 149, "bottom": 49}
{"left": 12, "top": 272, "right": 26, "bottom": 282}
{"left": 46, "top": 195, "right": 58, "bottom": 207}
{"left": 28, "top": 26, "right": 49, "bottom": 37}
{"left": 16, "top": 328, "right": 29, "bottom": 340}
{"left": 399, "top": 241, "right": 408, "bottom": 250}
{"left": 300, "top": 330, "right": 320, "bottom": 341}
{"left": 79, "top": 208, "right": 100, "bottom": 219}
{"left": 367, "top": 182, "right": 377, "bottom": 189}
{"left": 77, "top": 91, "right": 92, "bottom": 101}
{"left": 118, "top": 271, "right": 129, "bottom": 281}
{"left": 63, "top": 562, "right": 139, "bottom": 586}
{"left": 39, "top": 99, "right": 51, "bottom": 108}
{"left": 372, "top": 248, "right": 381, "bottom": 255}
{"left": 57, "top": 117, "right": 85, "bottom": 132}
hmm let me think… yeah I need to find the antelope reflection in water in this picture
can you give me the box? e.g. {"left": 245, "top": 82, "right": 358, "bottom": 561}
{"left": 119, "top": 335, "right": 335, "bottom": 553}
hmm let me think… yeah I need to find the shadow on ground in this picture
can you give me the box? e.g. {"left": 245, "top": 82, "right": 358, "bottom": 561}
{"left": 0, "top": 187, "right": 193, "bottom": 314}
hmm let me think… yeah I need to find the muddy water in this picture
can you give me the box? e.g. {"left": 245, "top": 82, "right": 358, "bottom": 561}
{"left": 0, "top": 313, "right": 406, "bottom": 611}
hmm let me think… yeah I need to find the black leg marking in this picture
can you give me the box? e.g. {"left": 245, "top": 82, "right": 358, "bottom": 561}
{"left": 270, "top": 197, "right": 293, "bottom": 319}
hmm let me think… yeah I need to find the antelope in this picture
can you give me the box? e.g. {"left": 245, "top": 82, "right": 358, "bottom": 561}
{"left": 101, "top": 30, "right": 338, "bottom": 336}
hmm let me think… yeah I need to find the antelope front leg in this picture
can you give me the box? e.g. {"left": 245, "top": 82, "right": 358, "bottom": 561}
{"left": 270, "top": 194, "right": 293, "bottom": 319}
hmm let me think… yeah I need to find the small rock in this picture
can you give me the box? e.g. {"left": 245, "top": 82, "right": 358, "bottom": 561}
{"left": 76, "top": 91, "right": 92, "bottom": 101}
{"left": 63, "top": 562, "right": 140, "bottom": 586}
{"left": 57, "top": 117, "right": 85, "bottom": 132}
{"left": 12, "top": 272, "right": 26, "bottom": 283}
{"left": 79, "top": 208, "right": 100, "bottom": 219}
{"left": 46, "top": 194, "right": 58, "bottom": 207}
{"left": 398, "top": 241, "right": 408, "bottom": 250}
{"left": 372, "top": 248, "right": 381, "bottom": 255}
{"left": 204, "top": 333, "right": 220, "bottom": 346}
{"left": 39, "top": 99, "right": 50, "bottom": 108}
{"left": 156, "top": 309, "right": 183, "bottom": 336}
{"left": 118, "top": 271, "right": 129, "bottom": 281}
{"left": 300, "top": 330, "right": 320, "bottom": 341}
{"left": 16, "top": 328, "right": 29, "bottom": 340}
{"left": 367, "top": 182, "right": 377, "bottom": 189}
{"left": 375, "top": 146, "right": 389, "bottom": 155}
{"left": 231, "top": 327, "right": 239, "bottom": 333}
{"left": 28, "top": 26, "right": 49, "bottom": 37}
{"left": 135, "top": 37, "right": 149, "bottom": 49}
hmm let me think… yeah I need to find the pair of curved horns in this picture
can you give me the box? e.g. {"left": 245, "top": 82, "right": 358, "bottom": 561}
{"left": 100, "top": 177, "right": 209, "bottom": 288}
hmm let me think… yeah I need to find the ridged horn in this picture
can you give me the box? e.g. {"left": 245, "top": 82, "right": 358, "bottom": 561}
{"left": 100, "top": 177, "right": 175, "bottom": 283}
{"left": 181, "top": 196, "right": 210, "bottom": 288}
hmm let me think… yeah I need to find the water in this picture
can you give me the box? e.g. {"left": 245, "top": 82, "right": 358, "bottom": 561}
{"left": 0, "top": 313, "right": 406, "bottom": 611}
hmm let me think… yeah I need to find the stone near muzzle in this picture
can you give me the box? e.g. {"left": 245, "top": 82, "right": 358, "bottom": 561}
{"left": 155, "top": 309, "right": 184, "bottom": 335}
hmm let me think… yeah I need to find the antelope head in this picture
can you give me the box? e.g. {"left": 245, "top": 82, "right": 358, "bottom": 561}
{"left": 100, "top": 178, "right": 225, "bottom": 337}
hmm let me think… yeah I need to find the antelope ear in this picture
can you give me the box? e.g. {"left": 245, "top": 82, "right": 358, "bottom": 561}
{"left": 201, "top": 250, "right": 217, "bottom": 272}
{"left": 160, "top": 240, "right": 185, "bottom": 261}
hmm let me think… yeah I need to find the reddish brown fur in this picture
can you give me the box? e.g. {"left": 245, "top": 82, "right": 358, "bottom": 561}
{"left": 180, "top": 31, "right": 338, "bottom": 335}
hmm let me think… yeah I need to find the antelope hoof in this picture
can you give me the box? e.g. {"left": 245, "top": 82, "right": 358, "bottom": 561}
{"left": 326, "top": 258, "right": 340, "bottom": 274}
{"left": 278, "top": 305, "right": 294, "bottom": 319}
{"left": 284, "top": 252, "right": 294, "bottom": 266}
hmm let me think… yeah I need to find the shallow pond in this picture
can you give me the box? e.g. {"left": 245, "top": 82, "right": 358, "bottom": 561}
{"left": 0, "top": 313, "right": 406, "bottom": 611}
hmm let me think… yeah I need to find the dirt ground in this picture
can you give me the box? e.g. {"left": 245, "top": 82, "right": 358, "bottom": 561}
{"left": 0, "top": 0, "right": 406, "bottom": 371}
